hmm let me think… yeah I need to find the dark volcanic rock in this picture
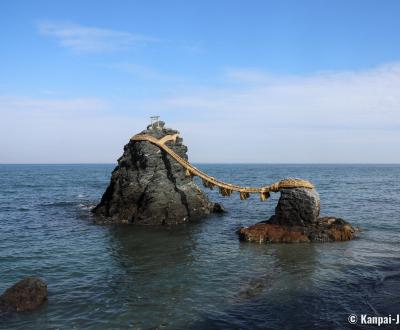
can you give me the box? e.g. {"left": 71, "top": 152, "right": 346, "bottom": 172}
{"left": 238, "top": 187, "right": 358, "bottom": 243}
{"left": 271, "top": 188, "right": 320, "bottom": 226}
{"left": 0, "top": 277, "right": 47, "bottom": 313}
{"left": 212, "top": 202, "right": 225, "bottom": 214}
{"left": 93, "top": 122, "right": 217, "bottom": 225}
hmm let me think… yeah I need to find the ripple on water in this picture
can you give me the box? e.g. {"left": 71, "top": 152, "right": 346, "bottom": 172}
{"left": 0, "top": 164, "right": 399, "bottom": 329}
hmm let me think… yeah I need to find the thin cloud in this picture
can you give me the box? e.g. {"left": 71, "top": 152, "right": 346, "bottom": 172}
{"left": 0, "top": 96, "right": 146, "bottom": 163}
{"left": 127, "top": 62, "right": 400, "bottom": 163}
{"left": 37, "top": 21, "right": 159, "bottom": 53}
{"left": 102, "top": 62, "right": 184, "bottom": 82}
{"left": 138, "top": 62, "right": 400, "bottom": 131}
{"left": 1, "top": 62, "right": 400, "bottom": 163}
{"left": 0, "top": 96, "right": 107, "bottom": 114}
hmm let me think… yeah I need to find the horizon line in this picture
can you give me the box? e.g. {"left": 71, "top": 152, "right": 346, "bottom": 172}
{"left": 1, "top": 162, "right": 400, "bottom": 166}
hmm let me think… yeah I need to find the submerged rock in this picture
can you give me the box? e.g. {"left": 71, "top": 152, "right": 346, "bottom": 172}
{"left": 212, "top": 202, "right": 225, "bottom": 214}
{"left": 0, "top": 277, "right": 47, "bottom": 313}
{"left": 93, "top": 122, "right": 218, "bottom": 225}
{"left": 238, "top": 187, "right": 357, "bottom": 243}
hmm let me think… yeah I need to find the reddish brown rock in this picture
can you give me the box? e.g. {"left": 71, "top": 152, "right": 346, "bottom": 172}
{"left": 314, "top": 217, "right": 357, "bottom": 242}
{"left": 238, "top": 217, "right": 358, "bottom": 243}
{"left": 0, "top": 277, "right": 47, "bottom": 312}
{"left": 238, "top": 223, "right": 310, "bottom": 243}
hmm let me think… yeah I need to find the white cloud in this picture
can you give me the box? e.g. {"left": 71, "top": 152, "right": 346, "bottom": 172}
{"left": 138, "top": 62, "right": 400, "bottom": 129}
{"left": 1, "top": 62, "right": 400, "bottom": 163}
{"left": 37, "top": 21, "right": 159, "bottom": 53}
{"left": 130, "top": 62, "right": 400, "bottom": 163}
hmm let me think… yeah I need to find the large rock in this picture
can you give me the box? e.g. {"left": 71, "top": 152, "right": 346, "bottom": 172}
{"left": 93, "top": 121, "right": 218, "bottom": 225}
{"left": 0, "top": 277, "right": 47, "bottom": 313}
{"left": 238, "top": 187, "right": 357, "bottom": 243}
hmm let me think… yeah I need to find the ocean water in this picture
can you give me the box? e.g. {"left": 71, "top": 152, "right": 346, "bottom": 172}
{"left": 0, "top": 164, "right": 400, "bottom": 329}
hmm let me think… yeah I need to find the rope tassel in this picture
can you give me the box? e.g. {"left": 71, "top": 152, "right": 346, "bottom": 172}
{"left": 219, "top": 187, "right": 233, "bottom": 197}
{"left": 240, "top": 192, "right": 250, "bottom": 200}
{"left": 260, "top": 191, "right": 270, "bottom": 201}
{"left": 202, "top": 179, "right": 215, "bottom": 190}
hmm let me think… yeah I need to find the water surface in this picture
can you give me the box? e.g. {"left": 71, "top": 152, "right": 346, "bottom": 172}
{"left": 1, "top": 164, "right": 399, "bottom": 329}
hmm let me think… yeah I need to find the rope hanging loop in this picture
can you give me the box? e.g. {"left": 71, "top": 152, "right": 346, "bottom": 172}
{"left": 131, "top": 133, "right": 315, "bottom": 202}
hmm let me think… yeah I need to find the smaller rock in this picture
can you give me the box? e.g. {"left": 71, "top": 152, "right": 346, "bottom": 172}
{"left": 0, "top": 277, "right": 47, "bottom": 312}
{"left": 311, "top": 217, "right": 358, "bottom": 242}
{"left": 238, "top": 185, "right": 358, "bottom": 243}
{"left": 237, "top": 278, "right": 266, "bottom": 299}
{"left": 238, "top": 223, "right": 310, "bottom": 243}
{"left": 273, "top": 188, "right": 320, "bottom": 226}
{"left": 238, "top": 217, "right": 358, "bottom": 243}
{"left": 212, "top": 203, "right": 225, "bottom": 214}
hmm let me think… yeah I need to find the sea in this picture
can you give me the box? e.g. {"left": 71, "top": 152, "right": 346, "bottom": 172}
{"left": 0, "top": 164, "right": 399, "bottom": 329}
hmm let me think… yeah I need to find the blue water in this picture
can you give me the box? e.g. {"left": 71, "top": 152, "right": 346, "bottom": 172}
{"left": 1, "top": 164, "right": 400, "bottom": 329}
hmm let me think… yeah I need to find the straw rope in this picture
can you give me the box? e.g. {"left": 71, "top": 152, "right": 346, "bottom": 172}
{"left": 131, "top": 134, "right": 314, "bottom": 201}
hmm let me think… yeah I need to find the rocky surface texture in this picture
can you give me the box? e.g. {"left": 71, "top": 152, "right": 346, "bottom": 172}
{"left": 93, "top": 121, "right": 219, "bottom": 225}
{"left": 238, "top": 188, "right": 357, "bottom": 243}
{"left": 0, "top": 277, "right": 47, "bottom": 313}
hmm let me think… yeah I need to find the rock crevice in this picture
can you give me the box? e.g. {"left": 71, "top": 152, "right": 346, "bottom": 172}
{"left": 160, "top": 150, "right": 191, "bottom": 219}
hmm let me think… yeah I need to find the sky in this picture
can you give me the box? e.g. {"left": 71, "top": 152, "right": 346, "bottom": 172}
{"left": 1, "top": 0, "right": 400, "bottom": 163}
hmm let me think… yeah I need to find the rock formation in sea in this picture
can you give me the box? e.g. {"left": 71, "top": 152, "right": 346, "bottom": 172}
{"left": 238, "top": 187, "right": 357, "bottom": 243}
{"left": 0, "top": 277, "right": 47, "bottom": 313}
{"left": 93, "top": 121, "right": 220, "bottom": 225}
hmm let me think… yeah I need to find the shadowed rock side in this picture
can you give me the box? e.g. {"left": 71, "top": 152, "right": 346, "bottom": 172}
{"left": 238, "top": 188, "right": 358, "bottom": 243}
{"left": 0, "top": 277, "right": 47, "bottom": 313}
{"left": 93, "top": 122, "right": 219, "bottom": 225}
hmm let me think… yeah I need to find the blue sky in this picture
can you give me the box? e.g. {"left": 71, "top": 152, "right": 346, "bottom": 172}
{"left": 1, "top": 0, "right": 400, "bottom": 163}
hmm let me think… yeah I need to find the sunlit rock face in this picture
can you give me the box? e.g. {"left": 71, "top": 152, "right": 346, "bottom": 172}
{"left": 93, "top": 122, "right": 218, "bottom": 225}
{"left": 238, "top": 187, "right": 357, "bottom": 243}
